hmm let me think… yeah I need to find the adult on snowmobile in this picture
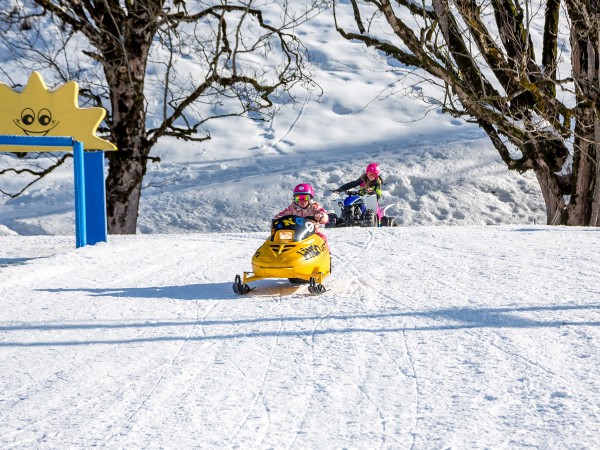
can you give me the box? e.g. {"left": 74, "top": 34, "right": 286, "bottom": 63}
{"left": 274, "top": 183, "right": 329, "bottom": 245}
{"left": 332, "top": 162, "right": 383, "bottom": 200}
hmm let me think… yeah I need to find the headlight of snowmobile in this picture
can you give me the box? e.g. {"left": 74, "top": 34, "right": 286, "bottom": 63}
{"left": 276, "top": 230, "right": 294, "bottom": 242}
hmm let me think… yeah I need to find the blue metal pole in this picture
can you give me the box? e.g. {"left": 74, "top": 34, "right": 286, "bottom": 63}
{"left": 73, "top": 140, "right": 87, "bottom": 248}
{"left": 0, "top": 135, "right": 74, "bottom": 147}
{"left": 0, "top": 135, "right": 108, "bottom": 248}
{"left": 83, "top": 151, "right": 107, "bottom": 245}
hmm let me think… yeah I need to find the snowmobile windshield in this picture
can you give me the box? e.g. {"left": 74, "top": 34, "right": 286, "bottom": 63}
{"left": 271, "top": 215, "right": 316, "bottom": 242}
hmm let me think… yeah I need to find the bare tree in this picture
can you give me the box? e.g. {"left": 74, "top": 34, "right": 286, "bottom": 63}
{"left": 0, "top": 0, "right": 321, "bottom": 233}
{"left": 334, "top": 0, "right": 600, "bottom": 225}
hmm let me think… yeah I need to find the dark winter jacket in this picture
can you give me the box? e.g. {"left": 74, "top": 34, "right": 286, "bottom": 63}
{"left": 337, "top": 174, "right": 383, "bottom": 200}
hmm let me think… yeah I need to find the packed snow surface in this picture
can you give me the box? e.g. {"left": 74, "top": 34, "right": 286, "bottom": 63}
{"left": 1, "top": 226, "right": 600, "bottom": 448}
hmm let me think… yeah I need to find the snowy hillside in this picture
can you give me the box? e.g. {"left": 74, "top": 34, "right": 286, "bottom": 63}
{"left": 0, "top": 4, "right": 546, "bottom": 236}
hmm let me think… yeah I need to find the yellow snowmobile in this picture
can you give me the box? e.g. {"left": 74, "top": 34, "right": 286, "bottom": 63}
{"left": 233, "top": 215, "right": 331, "bottom": 295}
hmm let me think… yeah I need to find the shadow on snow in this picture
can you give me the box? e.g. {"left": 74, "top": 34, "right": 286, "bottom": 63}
{"left": 1, "top": 303, "right": 599, "bottom": 347}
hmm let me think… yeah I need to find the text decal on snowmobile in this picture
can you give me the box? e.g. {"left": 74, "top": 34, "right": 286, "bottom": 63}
{"left": 297, "top": 243, "right": 327, "bottom": 260}
{"left": 273, "top": 216, "right": 315, "bottom": 231}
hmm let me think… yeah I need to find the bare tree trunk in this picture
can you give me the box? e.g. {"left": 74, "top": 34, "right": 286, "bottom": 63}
{"left": 592, "top": 120, "right": 600, "bottom": 225}
{"left": 100, "top": 10, "right": 153, "bottom": 234}
{"left": 105, "top": 153, "right": 147, "bottom": 233}
{"left": 533, "top": 169, "right": 565, "bottom": 225}
{"left": 103, "top": 58, "right": 150, "bottom": 234}
{"left": 565, "top": 3, "right": 600, "bottom": 226}
{"left": 565, "top": 108, "right": 600, "bottom": 226}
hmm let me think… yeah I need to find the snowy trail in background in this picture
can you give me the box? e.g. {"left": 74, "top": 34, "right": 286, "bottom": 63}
{"left": 1, "top": 227, "right": 600, "bottom": 448}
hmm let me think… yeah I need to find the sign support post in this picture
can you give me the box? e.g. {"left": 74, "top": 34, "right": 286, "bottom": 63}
{"left": 0, "top": 135, "right": 107, "bottom": 248}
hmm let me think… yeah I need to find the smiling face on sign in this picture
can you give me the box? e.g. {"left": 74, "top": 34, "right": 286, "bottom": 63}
{"left": 0, "top": 72, "right": 116, "bottom": 152}
{"left": 14, "top": 107, "right": 59, "bottom": 136}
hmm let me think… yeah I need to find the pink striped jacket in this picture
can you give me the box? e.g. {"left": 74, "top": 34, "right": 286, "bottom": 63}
{"left": 274, "top": 201, "right": 329, "bottom": 225}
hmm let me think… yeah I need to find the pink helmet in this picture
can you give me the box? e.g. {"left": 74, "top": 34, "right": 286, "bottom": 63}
{"left": 366, "top": 162, "right": 380, "bottom": 177}
{"left": 293, "top": 183, "right": 315, "bottom": 198}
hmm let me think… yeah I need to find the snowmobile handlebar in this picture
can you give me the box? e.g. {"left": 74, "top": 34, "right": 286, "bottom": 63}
{"left": 334, "top": 189, "right": 376, "bottom": 197}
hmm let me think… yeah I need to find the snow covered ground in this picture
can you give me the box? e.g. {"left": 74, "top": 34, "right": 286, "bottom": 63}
{"left": 2, "top": 2, "right": 597, "bottom": 449}
{"left": 1, "top": 226, "right": 600, "bottom": 448}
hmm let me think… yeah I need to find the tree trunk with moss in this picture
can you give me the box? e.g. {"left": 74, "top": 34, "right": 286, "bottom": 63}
{"left": 565, "top": 1, "right": 600, "bottom": 225}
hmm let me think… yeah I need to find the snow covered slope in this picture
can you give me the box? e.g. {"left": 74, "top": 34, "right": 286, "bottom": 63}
{"left": 1, "top": 226, "right": 599, "bottom": 448}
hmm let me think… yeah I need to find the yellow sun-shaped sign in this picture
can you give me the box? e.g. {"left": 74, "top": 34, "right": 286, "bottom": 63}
{"left": 0, "top": 72, "right": 116, "bottom": 152}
